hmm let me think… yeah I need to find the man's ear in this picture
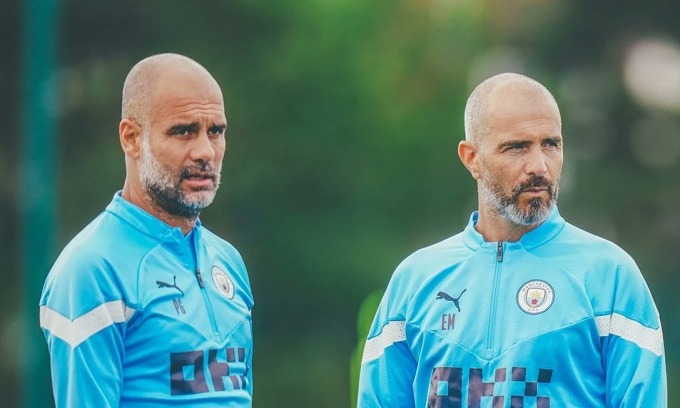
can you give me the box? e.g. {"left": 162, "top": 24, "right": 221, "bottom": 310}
{"left": 119, "top": 118, "right": 143, "bottom": 159}
{"left": 458, "top": 140, "right": 480, "bottom": 180}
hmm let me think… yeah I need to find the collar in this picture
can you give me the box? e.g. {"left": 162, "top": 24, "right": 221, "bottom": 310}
{"left": 462, "top": 206, "right": 565, "bottom": 251}
{"left": 105, "top": 191, "right": 201, "bottom": 242}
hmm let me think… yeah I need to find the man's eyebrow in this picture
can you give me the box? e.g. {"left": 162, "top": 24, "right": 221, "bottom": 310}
{"left": 209, "top": 123, "right": 228, "bottom": 131}
{"left": 497, "top": 140, "right": 531, "bottom": 149}
{"left": 496, "top": 136, "right": 562, "bottom": 150}
{"left": 543, "top": 136, "right": 562, "bottom": 143}
{"left": 167, "top": 122, "right": 200, "bottom": 134}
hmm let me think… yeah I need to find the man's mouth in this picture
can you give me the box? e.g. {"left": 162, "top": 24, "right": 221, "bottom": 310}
{"left": 184, "top": 173, "right": 214, "bottom": 180}
{"left": 523, "top": 187, "right": 547, "bottom": 193}
{"left": 182, "top": 173, "right": 215, "bottom": 188}
{"left": 517, "top": 177, "right": 551, "bottom": 194}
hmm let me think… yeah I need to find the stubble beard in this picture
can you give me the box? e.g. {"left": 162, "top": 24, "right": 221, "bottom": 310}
{"left": 138, "top": 134, "right": 221, "bottom": 219}
{"left": 479, "top": 172, "right": 559, "bottom": 227}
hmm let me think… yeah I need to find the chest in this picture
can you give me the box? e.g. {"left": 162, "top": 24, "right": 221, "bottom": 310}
{"left": 407, "top": 249, "right": 596, "bottom": 359}
{"left": 119, "top": 248, "right": 253, "bottom": 397}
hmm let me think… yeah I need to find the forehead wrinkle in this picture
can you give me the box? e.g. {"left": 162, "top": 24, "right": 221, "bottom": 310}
{"left": 151, "top": 95, "right": 225, "bottom": 122}
{"left": 169, "top": 101, "right": 224, "bottom": 113}
{"left": 161, "top": 109, "right": 226, "bottom": 124}
{"left": 490, "top": 116, "right": 561, "bottom": 134}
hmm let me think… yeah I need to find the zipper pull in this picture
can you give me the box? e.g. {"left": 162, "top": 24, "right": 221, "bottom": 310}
{"left": 497, "top": 241, "right": 503, "bottom": 262}
{"left": 195, "top": 268, "right": 204, "bottom": 287}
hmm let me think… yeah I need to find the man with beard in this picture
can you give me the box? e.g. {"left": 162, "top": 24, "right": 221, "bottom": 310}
{"left": 357, "top": 73, "right": 666, "bottom": 407}
{"left": 39, "top": 54, "right": 254, "bottom": 407}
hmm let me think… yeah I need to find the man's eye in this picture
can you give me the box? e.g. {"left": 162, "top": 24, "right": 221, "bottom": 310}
{"left": 208, "top": 126, "right": 226, "bottom": 136}
{"left": 171, "top": 128, "right": 191, "bottom": 136}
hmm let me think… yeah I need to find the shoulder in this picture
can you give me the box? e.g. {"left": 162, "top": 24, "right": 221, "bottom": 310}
{"left": 552, "top": 221, "right": 659, "bottom": 317}
{"left": 199, "top": 227, "right": 246, "bottom": 266}
{"left": 52, "top": 210, "right": 159, "bottom": 273}
{"left": 556, "top": 222, "right": 638, "bottom": 272}
{"left": 397, "top": 233, "right": 468, "bottom": 276}
{"left": 41, "top": 211, "right": 156, "bottom": 312}
{"left": 367, "top": 232, "right": 469, "bottom": 329}
{"left": 199, "top": 227, "right": 240, "bottom": 251}
{"left": 387, "top": 232, "right": 469, "bottom": 295}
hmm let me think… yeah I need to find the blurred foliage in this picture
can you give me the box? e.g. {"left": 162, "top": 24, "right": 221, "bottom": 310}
{"left": 2, "top": 0, "right": 679, "bottom": 407}
{"left": 349, "top": 290, "right": 383, "bottom": 408}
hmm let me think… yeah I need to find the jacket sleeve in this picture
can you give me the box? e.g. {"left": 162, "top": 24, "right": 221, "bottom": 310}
{"left": 597, "top": 257, "right": 667, "bottom": 407}
{"left": 357, "top": 265, "right": 417, "bottom": 407}
{"left": 39, "top": 253, "right": 135, "bottom": 408}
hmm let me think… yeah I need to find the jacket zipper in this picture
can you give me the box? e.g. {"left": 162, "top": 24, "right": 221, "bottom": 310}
{"left": 195, "top": 267, "right": 204, "bottom": 287}
{"left": 487, "top": 241, "right": 504, "bottom": 351}
{"left": 192, "top": 236, "right": 219, "bottom": 337}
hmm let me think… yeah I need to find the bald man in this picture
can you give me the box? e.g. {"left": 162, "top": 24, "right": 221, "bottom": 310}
{"left": 357, "top": 73, "right": 666, "bottom": 407}
{"left": 40, "top": 54, "right": 254, "bottom": 407}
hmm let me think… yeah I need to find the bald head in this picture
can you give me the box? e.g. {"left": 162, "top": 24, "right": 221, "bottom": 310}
{"left": 121, "top": 53, "right": 221, "bottom": 125}
{"left": 464, "top": 73, "right": 561, "bottom": 144}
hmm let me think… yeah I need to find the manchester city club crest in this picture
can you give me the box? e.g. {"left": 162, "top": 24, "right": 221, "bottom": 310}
{"left": 517, "top": 280, "right": 554, "bottom": 314}
{"left": 212, "top": 266, "right": 235, "bottom": 300}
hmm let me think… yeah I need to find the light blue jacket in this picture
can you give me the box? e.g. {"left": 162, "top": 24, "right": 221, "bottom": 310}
{"left": 40, "top": 192, "right": 254, "bottom": 407}
{"left": 358, "top": 208, "right": 666, "bottom": 407}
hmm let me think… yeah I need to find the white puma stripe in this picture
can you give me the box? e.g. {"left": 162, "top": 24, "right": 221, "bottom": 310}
{"left": 40, "top": 301, "right": 135, "bottom": 348}
{"left": 595, "top": 313, "right": 664, "bottom": 356}
{"left": 361, "top": 321, "right": 407, "bottom": 364}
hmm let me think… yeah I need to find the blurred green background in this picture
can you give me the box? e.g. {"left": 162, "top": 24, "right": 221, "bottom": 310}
{"left": 2, "top": 0, "right": 679, "bottom": 406}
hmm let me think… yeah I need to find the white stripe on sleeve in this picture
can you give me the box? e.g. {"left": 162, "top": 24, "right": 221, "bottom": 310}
{"left": 595, "top": 313, "right": 664, "bottom": 356}
{"left": 40, "top": 300, "right": 135, "bottom": 348}
{"left": 361, "top": 320, "right": 407, "bottom": 364}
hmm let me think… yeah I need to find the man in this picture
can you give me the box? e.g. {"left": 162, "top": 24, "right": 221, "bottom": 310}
{"left": 39, "top": 53, "right": 254, "bottom": 407}
{"left": 357, "top": 73, "right": 666, "bottom": 407}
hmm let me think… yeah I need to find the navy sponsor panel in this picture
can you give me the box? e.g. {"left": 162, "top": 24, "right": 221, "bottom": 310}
{"left": 171, "top": 351, "right": 208, "bottom": 395}
{"left": 428, "top": 367, "right": 463, "bottom": 407}
{"left": 170, "top": 346, "right": 250, "bottom": 396}
{"left": 428, "top": 366, "right": 552, "bottom": 408}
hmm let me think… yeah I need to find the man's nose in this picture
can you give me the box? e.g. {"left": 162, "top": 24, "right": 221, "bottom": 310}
{"left": 189, "top": 131, "right": 216, "bottom": 163}
{"left": 525, "top": 149, "right": 548, "bottom": 176}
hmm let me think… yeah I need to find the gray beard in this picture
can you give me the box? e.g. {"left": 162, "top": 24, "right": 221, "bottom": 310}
{"left": 138, "top": 136, "right": 220, "bottom": 219}
{"left": 479, "top": 175, "right": 559, "bottom": 227}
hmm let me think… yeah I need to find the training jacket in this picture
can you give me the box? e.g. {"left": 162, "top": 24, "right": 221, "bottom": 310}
{"left": 358, "top": 208, "right": 666, "bottom": 407}
{"left": 40, "top": 192, "right": 254, "bottom": 407}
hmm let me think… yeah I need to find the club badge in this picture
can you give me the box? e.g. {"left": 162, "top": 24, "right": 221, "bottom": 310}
{"left": 212, "top": 266, "right": 235, "bottom": 300}
{"left": 517, "top": 280, "right": 554, "bottom": 314}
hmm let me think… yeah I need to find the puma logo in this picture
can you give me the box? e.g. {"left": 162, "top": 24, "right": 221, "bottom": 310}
{"left": 156, "top": 276, "right": 184, "bottom": 296}
{"left": 436, "top": 289, "right": 466, "bottom": 312}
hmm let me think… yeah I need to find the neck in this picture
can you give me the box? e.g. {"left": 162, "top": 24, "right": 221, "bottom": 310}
{"left": 151, "top": 210, "right": 198, "bottom": 235}
{"left": 121, "top": 180, "right": 198, "bottom": 235}
{"left": 474, "top": 205, "right": 540, "bottom": 242}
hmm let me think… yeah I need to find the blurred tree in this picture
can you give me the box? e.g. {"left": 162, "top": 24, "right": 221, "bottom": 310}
{"left": 349, "top": 289, "right": 382, "bottom": 408}
{"left": 2, "top": 0, "right": 678, "bottom": 406}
